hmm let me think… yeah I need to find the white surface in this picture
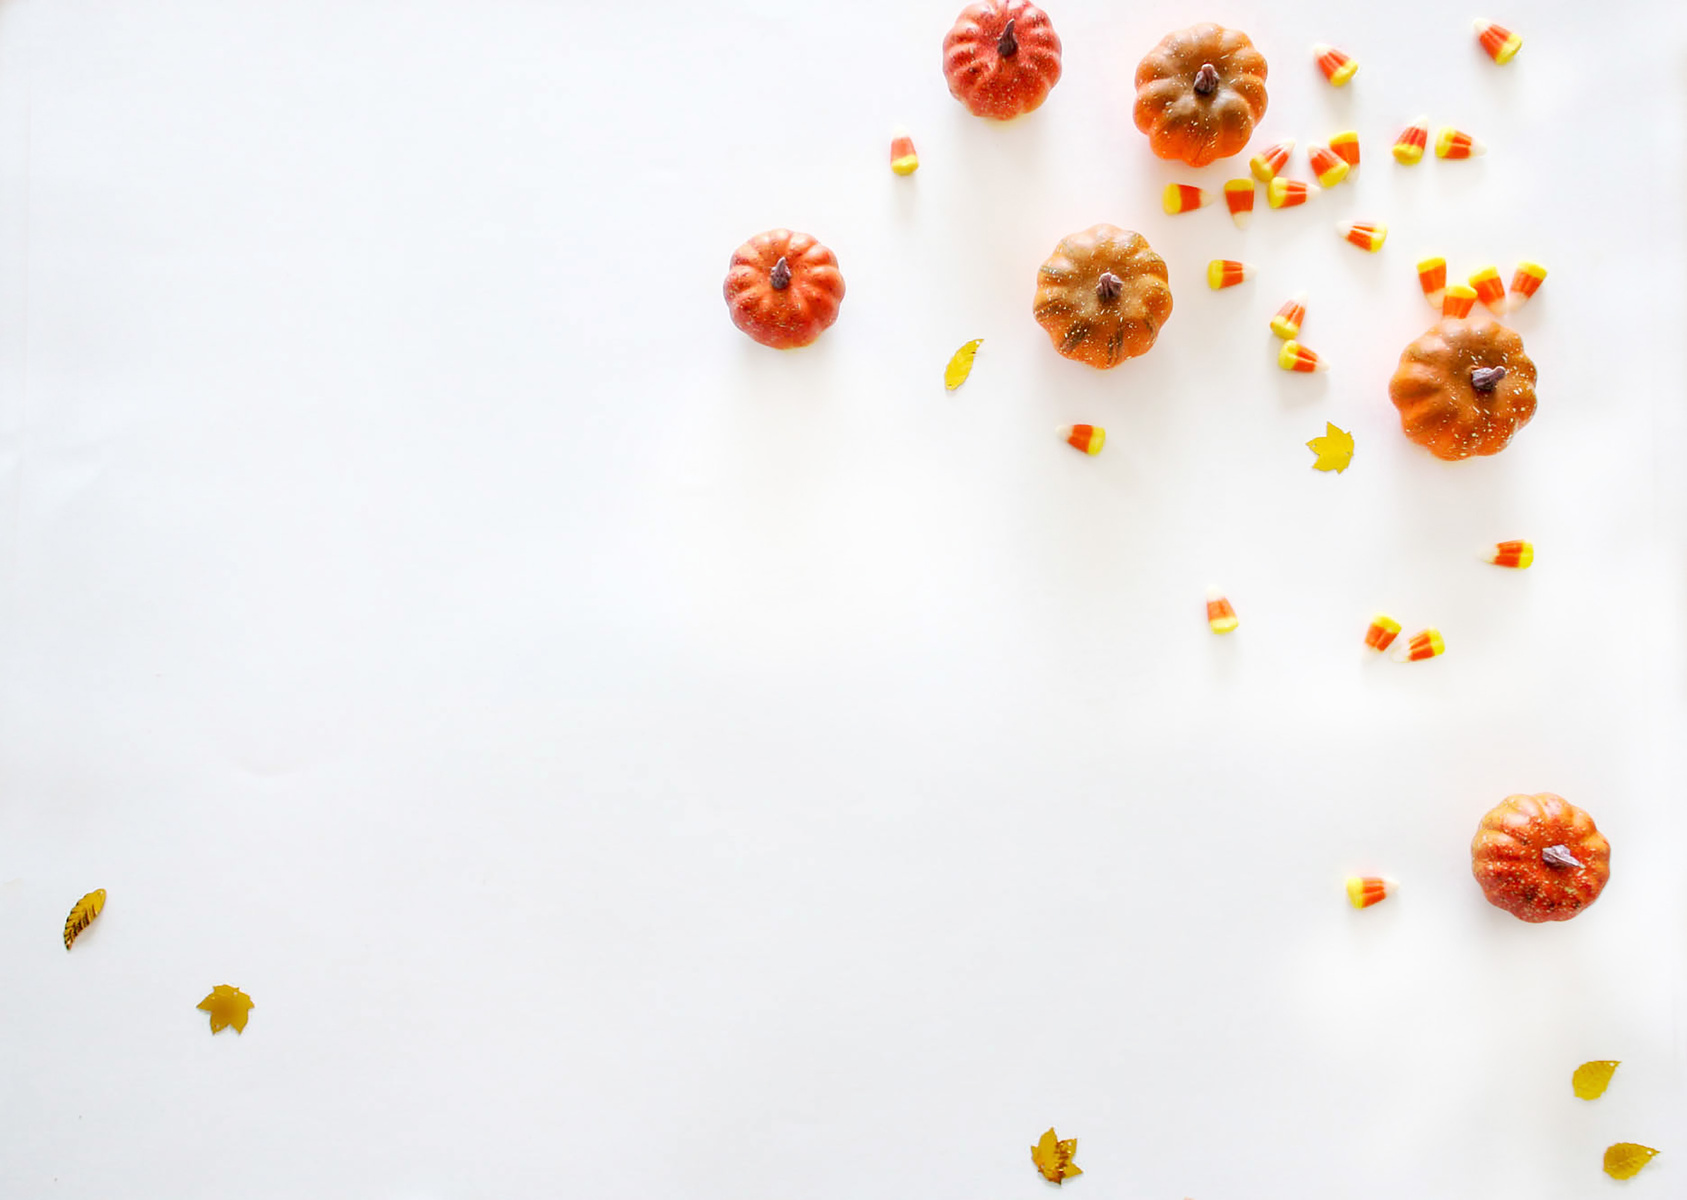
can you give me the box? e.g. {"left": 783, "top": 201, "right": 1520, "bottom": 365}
{"left": 2, "top": 1, "right": 1684, "bottom": 1197}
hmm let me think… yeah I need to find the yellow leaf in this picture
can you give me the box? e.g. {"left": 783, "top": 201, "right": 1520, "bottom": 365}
{"left": 63, "top": 888, "right": 106, "bottom": 951}
{"left": 1604, "top": 1143, "right": 1660, "bottom": 1180}
{"left": 1031, "top": 1127, "right": 1082, "bottom": 1184}
{"left": 1573, "top": 1060, "right": 1619, "bottom": 1100}
{"left": 198, "top": 985, "right": 256, "bottom": 1035}
{"left": 1307, "top": 422, "right": 1355, "bottom": 472}
{"left": 944, "top": 339, "right": 983, "bottom": 391}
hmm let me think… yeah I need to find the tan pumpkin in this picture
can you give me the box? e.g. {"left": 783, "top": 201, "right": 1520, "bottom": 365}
{"left": 1032, "top": 225, "right": 1172, "bottom": 368}
{"left": 1390, "top": 320, "right": 1537, "bottom": 459}
{"left": 1471, "top": 793, "right": 1611, "bottom": 923}
{"left": 1133, "top": 24, "right": 1268, "bottom": 167}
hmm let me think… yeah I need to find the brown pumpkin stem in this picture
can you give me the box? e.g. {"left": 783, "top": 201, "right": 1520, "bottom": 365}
{"left": 1095, "top": 271, "right": 1123, "bottom": 303}
{"left": 1469, "top": 365, "right": 1507, "bottom": 393}
{"left": 1542, "top": 844, "right": 1584, "bottom": 869}
{"left": 1192, "top": 63, "right": 1219, "bottom": 95}
{"left": 769, "top": 256, "right": 792, "bottom": 291}
{"left": 997, "top": 18, "right": 1018, "bottom": 58}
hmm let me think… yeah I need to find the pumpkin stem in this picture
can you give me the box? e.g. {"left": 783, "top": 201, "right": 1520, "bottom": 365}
{"left": 1193, "top": 63, "right": 1219, "bottom": 95}
{"left": 1095, "top": 271, "right": 1124, "bottom": 303}
{"left": 996, "top": 17, "right": 1018, "bottom": 58}
{"left": 769, "top": 256, "right": 792, "bottom": 291}
{"left": 1469, "top": 365, "right": 1507, "bottom": 393}
{"left": 1542, "top": 844, "right": 1584, "bottom": 869}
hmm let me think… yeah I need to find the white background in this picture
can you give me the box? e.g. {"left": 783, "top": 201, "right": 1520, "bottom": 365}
{"left": 2, "top": 0, "right": 1684, "bottom": 1197}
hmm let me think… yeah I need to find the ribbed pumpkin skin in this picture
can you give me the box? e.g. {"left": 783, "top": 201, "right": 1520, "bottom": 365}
{"left": 1033, "top": 225, "right": 1172, "bottom": 369}
{"left": 1390, "top": 320, "right": 1537, "bottom": 459}
{"left": 723, "top": 229, "right": 845, "bottom": 350}
{"left": 1133, "top": 24, "right": 1268, "bottom": 167}
{"left": 1472, "top": 793, "right": 1611, "bottom": 923}
{"left": 943, "top": 0, "right": 1063, "bottom": 120}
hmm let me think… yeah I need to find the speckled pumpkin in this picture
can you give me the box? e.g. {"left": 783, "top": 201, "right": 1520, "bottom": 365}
{"left": 1471, "top": 793, "right": 1611, "bottom": 923}
{"left": 943, "top": 0, "right": 1063, "bottom": 120}
{"left": 1390, "top": 320, "right": 1538, "bottom": 459}
{"left": 1133, "top": 24, "right": 1268, "bottom": 167}
{"left": 1033, "top": 224, "right": 1172, "bottom": 368}
{"left": 723, "top": 229, "right": 845, "bottom": 350}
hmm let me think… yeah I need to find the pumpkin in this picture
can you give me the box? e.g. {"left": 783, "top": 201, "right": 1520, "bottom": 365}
{"left": 723, "top": 229, "right": 845, "bottom": 350}
{"left": 943, "top": 0, "right": 1063, "bottom": 121}
{"left": 1134, "top": 24, "right": 1268, "bottom": 167}
{"left": 1033, "top": 224, "right": 1172, "bottom": 368}
{"left": 1390, "top": 319, "right": 1537, "bottom": 460}
{"left": 1472, "top": 793, "right": 1611, "bottom": 923}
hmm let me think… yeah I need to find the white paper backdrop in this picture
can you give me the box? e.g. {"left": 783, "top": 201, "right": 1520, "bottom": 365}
{"left": 2, "top": 1, "right": 1684, "bottom": 1197}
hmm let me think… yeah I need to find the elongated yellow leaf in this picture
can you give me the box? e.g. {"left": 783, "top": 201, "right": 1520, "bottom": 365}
{"left": 63, "top": 888, "right": 106, "bottom": 950}
{"left": 944, "top": 339, "right": 983, "bottom": 391}
{"left": 1573, "top": 1060, "right": 1619, "bottom": 1100}
{"left": 1603, "top": 1143, "right": 1659, "bottom": 1180}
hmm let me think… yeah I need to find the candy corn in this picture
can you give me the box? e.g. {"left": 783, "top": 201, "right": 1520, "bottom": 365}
{"left": 1474, "top": 19, "right": 1522, "bottom": 64}
{"left": 1249, "top": 138, "right": 1294, "bottom": 183}
{"left": 1163, "top": 183, "right": 1209, "bottom": 215}
{"left": 1065, "top": 424, "right": 1105, "bottom": 455}
{"left": 1267, "top": 178, "right": 1317, "bottom": 209}
{"left": 1417, "top": 256, "right": 1447, "bottom": 308}
{"left": 1206, "top": 586, "right": 1238, "bottom": 635}
{"left": 1508, "top": 260, "right": 1547, "bottom": 307}
{"left": 1393, "top": 628, "right": 1445, "bottom": 662}
{"left": 1312, "top": 42, "right": 1358, "bottom": 86}
{"left": 1277, "top": 341, "right": 1327, "bottom": 373}
{"left": 1338, "top": 221, "right": 1387, "bottom": 252}
{"left": 1487, "top": 540, "right": 1534, "bottom": 568}
{"left": 1393, "top": 116, "right": 1429, "bottom": 165}
{"left": 1223, "top": 179, "right": 1255, "bottom": 229}
{"left": 1435, "top": 127, "right": 1486, "bottom": 159}
{"left": 1329, "top": 130, "right": 1360, "bottom": 168}
{"left": 1469, "top": 265, "right": 1506, "bottom": 313}
{"left": 1442, "top": 283, "right": 1477, "bottom": 319}
{"left": 1346, "top": 876, "right": 1398, "bottom": 909}
{"left": 889, "top": 127, "right": 919, "bottom": 176}
{"left": 1308, "top": 144, "right": 1350, "bottom": 188}
{"left": 1270, "top": 292, "right": 1307, "bottom": 340}
{"left": 1207, "top": 259, "right": 1255, "bottom": 290}
{"left": 1364, "top": 614, "right": 1402, "bottom": 653}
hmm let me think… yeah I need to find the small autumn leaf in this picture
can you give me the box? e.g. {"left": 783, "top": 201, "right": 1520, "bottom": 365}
{"left": 1604, "top": 1143, "right": 1660, "bottom": 1180}
{"left": 1307, "top": 422, "right": 1355, "bottom": 472}
{"left": 198, "top": 985, "right": 255, "bottom": 1034}
{"left": 944, "top": 338, "right": 983, "bottom": 390}
{"left": 1573, "top": 1060, "right": 1620, "bottom": 1100}
{"left": 1031, "top": 1127, "right": 1081, "bottom": 1184}
{"left": 63, "top": 888, "right": 107, "bottom": 950}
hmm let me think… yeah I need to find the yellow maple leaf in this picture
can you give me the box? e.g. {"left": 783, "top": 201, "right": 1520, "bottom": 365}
{"left": 1031, "top": 1127, "right": 1081, "bottom": 1184}
{"left": 198, "top": 985, "right": 255, "bottom": 1034}
{"left": 1603, "top": 1143, "right": 1659, "bottom": 1180}
{"left": 1307, "top": 422, "right": 1355, "bottom": 472}
{"left": 63, "top": 888, "right": 106, "bottom": 951}
{"left": 944, "top": 339, "right": 982, "bottom": 390}
{"left": 1572, "top": 1060, "right": 1619, "bottom": 1100}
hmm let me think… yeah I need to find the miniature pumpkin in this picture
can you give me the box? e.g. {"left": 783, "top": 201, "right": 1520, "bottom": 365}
{"left": 1472, "top": 793, "right": 1611, "bottom": 923}
{"left": 723, "top": 229, "right": 845, "bottom": 350}
{"left": 1033, "top": 224, "right": 1172, "bottom": 369}
{"left": 943, "top": 0, "right": 1063, "bottom": 121}
{"left": 1134, "top": 24, "right": 1268, "bottom": 167}
{"left": 1390, "top": 319, "right": 1537, "bottom": 459}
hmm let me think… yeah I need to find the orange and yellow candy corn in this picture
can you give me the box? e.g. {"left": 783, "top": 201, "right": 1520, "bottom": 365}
{"left": 889, "top": 127, "right": 918, "bottom": 176}
{"left": 1435, "top": 127, "right": 1486, "bottom": 159}
{"left": 1270, "top": 292, "right": 1307, "bottom": 340}
{"left": 1509, "top": 261, "right": 1547, "bottom": 307}
{"left": 1163, "top": 183, "right": 1209, "bottom": 215}
{"left": 1249, "top": 138, "right": 1294, "bottom": 183}
{"left": 1442, "top": 283, "right": 1477, "bottom": 319}
{"left": 1065, "top": 424, "right": 1105, "bottom": 455}
{"left": 1470, "top": 265, "right": 1506, "bottom": 313}
{"left": 1346, "top": 876, "right": 1398, "bottom": 908}
{"left": 1364, "top": 614, "right": 1402, "bottom": 653}
{"left": 1312, "top": 42, "right": 1358, "bottom": 86}
{"left": 1394, "top": 628, "right": 1445, "bottom": 662}
{"left": 1206, "top": 586, "right": 1238, "bottom": 635}
{"left": 1474, "top": 19, "right": 1522, "bottom": 64}
{"left": 1278, "top": 341, "right": 1327, "bottom": 373}
{"left": 1339, "top": 221, "right": 1387, "bottom": 252}
{"left": 1329, "top": 130, "right": 1360, "bottom": 168}
{"left": 1393, "top": 116, "right": 1429, "bottom": 165}
{"left": 1267, "top": 178, "right": 1317, "bottom": 209}
{"left": 1223, "top": 179, "right": 1255, "bottom": 229}
{"left": 1487, "top": 540, "right": 1534, "bottom": 568}
{"left": 1207, "top": 259, "right": 1255, "bottom": 290}
{"left": 1417, "top": 256, "right": 1447, "bottom": 308}
{"left": 1308, "top": 144, "right": 1349, "bottom": 188}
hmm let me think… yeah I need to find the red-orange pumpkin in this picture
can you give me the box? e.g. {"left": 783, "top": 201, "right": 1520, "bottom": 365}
{"left": 1134, "top": 24, "right": 1268, "bottom": 167}
{"left": 943, "top": 0, "right": 1063, "bottom": 121}
{"left": 1471, "top": 793, "right": 1611, "bottom": 923}
{"left": 1390, "top": 319, "right": 1538, "bottom": 460}
{"left": 722, "top": 230, "right": 845, "bottom": 350}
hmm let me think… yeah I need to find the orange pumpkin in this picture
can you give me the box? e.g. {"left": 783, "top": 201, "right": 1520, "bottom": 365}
{"left": 1390, "top": 319, "right": 1537, "bottom": 460}
{"left": 723, "top": 229, "right": 845, "bottom": 350}
{"left": 943, "top": 0, "right": 1063, "bottom": 121}
{"left": 1134, "top": 24, "right": 1268, "bottom": 167}
{"left": 1472, "top": 793, "right": 1611, "bottom": 923}
{"left": 1033, "top": 224, "right": 1172, "bottom": 369}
